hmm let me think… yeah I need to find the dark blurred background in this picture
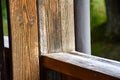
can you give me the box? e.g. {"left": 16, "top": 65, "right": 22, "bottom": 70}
{"left": 91, "top": 0, "right": 120, "bottom": 61}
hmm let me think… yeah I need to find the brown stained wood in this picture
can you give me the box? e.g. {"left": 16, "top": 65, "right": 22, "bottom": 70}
{"left": 41, "top": 52, "right": 120, "bottom": 80}
{"left": 38, "top": 0, "right": 75, "bottom": 54}
{"left": 8, "top": 0, "right": 40, "bottom": 80}
{"left": 62, "top": 75, "right": 81, "bottom": 80}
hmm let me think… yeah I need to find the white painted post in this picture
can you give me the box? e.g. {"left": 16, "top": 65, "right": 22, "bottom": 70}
{"left": 75, "top": 0, "right": 91, "bottom": 54}
{"left": 4, "top": 36, "right": 9, "bottom": 48}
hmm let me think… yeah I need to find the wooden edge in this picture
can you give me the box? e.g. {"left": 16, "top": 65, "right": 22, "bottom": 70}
{"left": 41, "top": 52, "right": 120, "bottom": 80}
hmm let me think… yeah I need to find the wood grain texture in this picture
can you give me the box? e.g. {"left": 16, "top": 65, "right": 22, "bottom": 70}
{"left": 38, "top": 0, "right": 75, "bottom": 54}
{"left": 38, "top": 1, "right": 75, "bottom": 80}
{"left": 8, "top": 0, "right": 40, "bottom": 80}
{"left": 42, "top": 52, "right": 120, "bottom": 80}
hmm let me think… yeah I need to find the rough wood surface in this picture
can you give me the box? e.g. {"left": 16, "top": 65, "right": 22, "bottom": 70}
{"left": 8, "top": 0, "right": 40, "bottom": 80}
{"left": 38, "top": 0, "right": 75, "bottom": 80}
{"left": 38, "top": 0, "right": 75, "bottom": 54}
{"left": 42, "top": 52, "right": 120, "bottom": 80}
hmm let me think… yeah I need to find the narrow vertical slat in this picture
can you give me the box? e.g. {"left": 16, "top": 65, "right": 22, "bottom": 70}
{"left": 38, "top": 0, "right": 75, "bottom": 54}
{"left": 0, "top": 0, "right": 5, "bottom": 79}
{"left": 74, "top": 0, "right": 91, "bottom": 54}
{"left": 8, "top": 0, "right": 40, "bottom": 80}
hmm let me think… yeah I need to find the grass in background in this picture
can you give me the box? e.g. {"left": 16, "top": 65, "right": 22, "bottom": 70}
{"left": 3, "top": 19, "right": 8, "bottom": 36}
{"left": 2, "top": 0, "right": 8, "bottom": 36}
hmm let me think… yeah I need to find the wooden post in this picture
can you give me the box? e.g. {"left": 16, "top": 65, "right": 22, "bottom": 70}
{"left": 8, "top": 0, "right": 40, "bottom": 80}
{"left": 75, "top": 0, "right": 91, "bottom": 54}
{"left": 38, "top": 0, "right": 75, "bottom": 80}
{"left": 38, "top": 0, "right": 75, "bottom": 54}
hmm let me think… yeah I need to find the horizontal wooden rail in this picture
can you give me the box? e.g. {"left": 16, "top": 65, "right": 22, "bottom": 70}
{"left": 41, "top": 52, "right": 120, "bottom": 80}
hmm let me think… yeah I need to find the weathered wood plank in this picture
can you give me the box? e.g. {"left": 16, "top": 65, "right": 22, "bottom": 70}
{"left": 38, "top": 0, "right": 75, "bottom": 80}
{"left": 42, "top": 52, "right": 120, "bottom": 80}
{"left": 8, "top": 0, "right": 40, "bottom": 80}
{"left": 38, "top": 0, "right": 75, "bottom": 54}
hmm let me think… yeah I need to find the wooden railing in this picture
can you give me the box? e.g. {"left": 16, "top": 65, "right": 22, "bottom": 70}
{"left": 41, "top": 52, "right": 120, "bottom": 80}
{"left": 3, "top": 46, "right": 120, "bottom": 80}
{"left": 1, "top": 0, "right": 120, "bottom": 80}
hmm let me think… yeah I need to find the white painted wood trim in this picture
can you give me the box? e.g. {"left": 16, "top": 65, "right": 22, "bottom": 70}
{"left": 4, "top": 36, "right": 9, "bottom": 48}
{"left": 75, "top": 0, "right": 91, "bottom": 54}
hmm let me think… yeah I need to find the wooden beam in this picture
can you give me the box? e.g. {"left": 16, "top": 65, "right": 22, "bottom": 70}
{"left": 41, "top": 52, "right": 120, "bottom": 80}
{"left": 8, "top": 0, "right": 40, "bottom": 80}
{"left": 38, "top": 0, "right": 75, "bottom": 80}
{"left": 38, "top": 0, "right": 75, "bottom": 54}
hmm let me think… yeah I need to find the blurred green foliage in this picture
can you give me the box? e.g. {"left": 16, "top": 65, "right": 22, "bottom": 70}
{"left": 91, "top": 0, "right": 120, "bottom": 61}
{"left": 90, "top": 0, "right": 107, "bottom": 42}
{"left": 90, "top": 0, "right": 107, "bottom": 30}
{"left": 2, "top": 0, "right": 7, "bottom": 19}
{"left": 1, "top": 0, "right": 8, "bottom": 36}
{"left": 92, "top": 41, "right": 120, "bottom": 61}
{"left": 2, "top": 0, "right": 107, "bottom": 36}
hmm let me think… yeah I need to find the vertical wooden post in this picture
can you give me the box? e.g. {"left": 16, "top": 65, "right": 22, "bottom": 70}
{"left": 38, "top": 0, "right": 75, "bottom": 54}
{"left": 38, "top": 0, "right": 75, "bottom": 80}
{"left": 8, "top": 0, "right": 40, "bottom": 80}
